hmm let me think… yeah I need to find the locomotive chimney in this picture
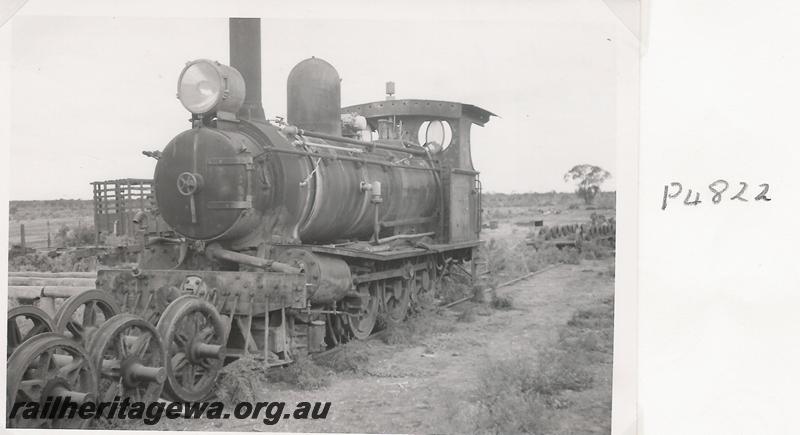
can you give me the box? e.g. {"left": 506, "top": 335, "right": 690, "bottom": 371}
{"left": 229, "top": 17, "right": 265, "bottom": 120}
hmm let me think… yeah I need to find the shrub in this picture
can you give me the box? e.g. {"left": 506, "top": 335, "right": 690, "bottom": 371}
{"left": 470, "top": 357, "right": 554, "bottom": 434}
{"left": 456, "top": 307, "right": 477, "bottom": 323}
{"left": 216, "top": 354, "right": 270, "bottom": 404}
{"left": 468, "top": 348, "right": 593, "bottom": 433}
{"left": 482, "top": 238, "right": 530, "bottom": 278}
{"left": 490, "top": 294, "right": 514, "bottom": 310}
{"left": 531, "top": 349, "right": 594, "bottom": 394}
{"left": 579, "top": 240, "right": 612, "bottom": 260}
{"left": 56, "top": 223, "right": 100, "bottom": 247}
{"left": 8, "top": 251, "right": 97, "bottom": 272}
{"left": 267, "top": 355, "right": 330, "bottom": 390}
{"left": 315, "top": 341, "right": 370, "bottom": 373}
{"left": 461, "top": 296, "right": 613, "bottom": 433}
{"left": 437, "top": 272, "right": 473, "bottom": 304}
{"left": 379, "top": 310, "right": 455, "bottom": 345}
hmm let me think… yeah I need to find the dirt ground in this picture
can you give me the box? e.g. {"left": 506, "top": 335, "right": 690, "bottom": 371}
{"left": 143, "top": 259, "right": 614, "bottom": 434}
{"left": 7, "top": 197, "right": 615, "bottom": 434}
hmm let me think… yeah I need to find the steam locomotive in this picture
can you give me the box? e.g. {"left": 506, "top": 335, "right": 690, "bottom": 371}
{"left": 6, "top": 17, "right": 493, "bottom": 426}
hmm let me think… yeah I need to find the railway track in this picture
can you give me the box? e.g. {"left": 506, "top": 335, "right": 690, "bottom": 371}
{"left": 442, "top": 264, "right": 562, "bottom": 308}
{"left": 312, "top": 264, "right": 562, "bottom": 361}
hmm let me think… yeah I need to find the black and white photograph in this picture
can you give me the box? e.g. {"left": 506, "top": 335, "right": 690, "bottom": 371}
{"left": 2, "top": 1, "right": 638, "bottom": 433}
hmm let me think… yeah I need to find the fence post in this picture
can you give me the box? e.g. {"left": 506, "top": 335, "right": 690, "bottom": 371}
{"left": 20, "top": 223, "right": 25, "bottom": 248}
{"left": 47, "top": 220, "right": 51, "bottom": 248}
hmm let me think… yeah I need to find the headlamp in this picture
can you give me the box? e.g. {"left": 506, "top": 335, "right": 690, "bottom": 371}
{"left": 177, "top": 59, "right": 245, "bottom": 117}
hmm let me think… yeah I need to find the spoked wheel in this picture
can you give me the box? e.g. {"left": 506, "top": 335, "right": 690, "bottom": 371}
{"left": 157, "top": 296, "right": 226, "bottom": 401}
{"left": 53, "top": 290, "right": 121, "bottom": 345}
{"left": 88, "top": 314, "right": 166, "bottom": 405}
{"left": 384, "top": 278, "right": 411, "bottom": 324}
{"left": 409, "top": 268, "right": 429, "bottom": 313}
{"left": 418, "top": 269, "right": 431, "bottom": 293}
{"left": 8, "top": 305, "right": 54, "bottom": 358}
{"left": 347, "top": 282, "right": 379, "bottom": 340}
{"left": 7, "top": 333, "right": 97, "bottom": 429}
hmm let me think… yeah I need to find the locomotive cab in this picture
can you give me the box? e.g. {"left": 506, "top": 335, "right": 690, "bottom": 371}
{"left": 341, "top": 99, "right": 495, "bottom": 243}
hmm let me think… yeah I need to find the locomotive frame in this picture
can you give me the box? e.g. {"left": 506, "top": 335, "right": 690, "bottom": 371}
{"left": 6, "top": 17, "right": 494, "bottom": 427}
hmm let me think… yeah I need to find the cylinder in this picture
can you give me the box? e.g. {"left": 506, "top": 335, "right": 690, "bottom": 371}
{"left": 276, "top": 250, "right": 353, "bottom": 303}
{"left": 287, "top": 57, "right": 341, "bottom": 135}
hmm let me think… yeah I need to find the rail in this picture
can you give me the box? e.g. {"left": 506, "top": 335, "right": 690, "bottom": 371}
{"left": 313, "top": 264, "right": 562, "bottom": 362}
{"left": 442, "top": 264, "right": 562, "bottom": 308}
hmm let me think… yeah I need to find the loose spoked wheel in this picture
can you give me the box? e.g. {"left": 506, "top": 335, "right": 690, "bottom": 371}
{"left": 54, "top": 290, "right": 121, "bottom": 345}
{"left": 418, "top": 269, "right": 431, "bottom": 293}
{"left": 7, "top": 333, "right": 97, "bottom": 429}
{"left": 347, "top": 282, "right": 379, "bottom": 340}
{"left": 384, "top": 278, "right": 411, "bottom": 324}
{"left": 157, "top": 295, "right": 226, "bottom": 401}
{"left": 88, "top": 314, "right": 166, "bottom": 404}
{"left": 8, "top": 305, "right": 54, "bottom": 358}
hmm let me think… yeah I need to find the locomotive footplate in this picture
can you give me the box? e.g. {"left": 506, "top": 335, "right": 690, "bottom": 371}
{"left": 96, "top": 269, "right": 308, "bottom": 317}
{"left": 282, "top": 239, "right": 483, "bottom": 262}
{"left": 96, "top": 268, "right": 309, "bottom": 366}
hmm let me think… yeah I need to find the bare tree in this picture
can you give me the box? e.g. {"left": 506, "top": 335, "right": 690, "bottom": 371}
{"left": 563, "top": 164, "right": 611, "bottom": 205}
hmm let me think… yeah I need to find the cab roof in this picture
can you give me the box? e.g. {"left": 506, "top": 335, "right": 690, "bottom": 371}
{"left": 341, "top": 99, "right": 496, "bottom": 126}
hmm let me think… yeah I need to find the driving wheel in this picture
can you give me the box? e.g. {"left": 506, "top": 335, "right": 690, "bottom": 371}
{"left": 87, "top": 313, "right": 166, "bottom": 405}
{"left": 157, "top": 296, "right": 226, "bottom": 401}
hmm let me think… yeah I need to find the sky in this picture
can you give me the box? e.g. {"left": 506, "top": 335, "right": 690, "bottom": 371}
{"left": 6, "top": 0, "right": 630, "bottom": 200}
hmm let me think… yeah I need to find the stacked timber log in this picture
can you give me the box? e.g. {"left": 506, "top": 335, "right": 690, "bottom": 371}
{"left": 8, "top": 271, "right": 96, "bottom": 315}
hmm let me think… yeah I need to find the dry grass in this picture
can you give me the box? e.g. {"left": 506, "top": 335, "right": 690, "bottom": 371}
{"left": 315, "top": 340, "right": 372, "bottom": 373}
{"left": 55, "top": 223, "right": 100, "bottom": 247}
{"left": 482, "top": 237, "right": 605, "bottom": 285}
{"left": 437, "top": 272, "right": 474, "bottom": 304}
{"left": 601, "top": 262, "right": 616, "bottom": 278}
{"left": 8, "top": 250, "right": 98, "bottom": 272}
{"left": 456, "top": 307, "right": 477, "bottom": 323}
{"left": 410, "top": 287, "right": 437, "bottom": 314}
{"left": 215, "top": 354, "right": 271, "bottom": 404}
{"left": 9, "top": 199, "right": 93, "bottom": 221}
{"left": 467, "top": 357, "right": 555, "bottom": 434}
{"left": 576, "top": 239, "right": 614, "bottom": 261}
{"left": 490, "top": 294, "right": 514, "bottom": 310}
{"left": 483, "top": 238, "right": 531, "bottom": 278}
{"left": 527, "top": 246, "right": 582, "bottom": 270}
{"left": 380, "top": 310, "right": 456, "bottom": 346}
{"left": 459, "top": 295, "right": 614, "bottom": 434}
{"left": 267, "top": 354, "right": 331, "bottom": 390}
{"left": 481, "top": 192, "right": 615, "bottom": 210}
{"left": 567, "top": 300, "right": 614, "bottom": 330}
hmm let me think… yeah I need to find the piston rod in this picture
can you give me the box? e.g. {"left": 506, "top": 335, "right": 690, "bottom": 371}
{"left": 205, "top": 243, "right": 301, "bottom": 274}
